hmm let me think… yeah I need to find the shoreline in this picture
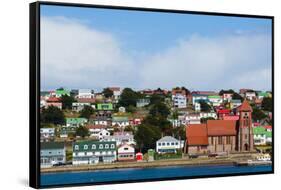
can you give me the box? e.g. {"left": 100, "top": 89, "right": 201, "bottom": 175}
{"left": 41, "top": 158, "right": 248, "bottom": 174}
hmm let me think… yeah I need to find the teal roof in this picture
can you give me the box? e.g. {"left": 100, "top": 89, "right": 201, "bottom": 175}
{"left": 253, "top": 127, "right": 272, "bottom": 138}
{"left": 112, "top": 116, "right": 128, "bottom": 122}
{"left": 258, "top": 92, "right": 269, "bottom": 97}
{"left": 41, "top": 142, "right": 65, "bottom": 150}
{"left": 73, "top": 140, "right": 116, "bottom": 152}
{"left": 66, "top": 118, "right": 87, "bottom": 124}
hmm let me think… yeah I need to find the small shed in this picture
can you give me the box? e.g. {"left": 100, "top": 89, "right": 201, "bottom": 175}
{"left": 136, "top": 152, "right": 143, "bottom": 161}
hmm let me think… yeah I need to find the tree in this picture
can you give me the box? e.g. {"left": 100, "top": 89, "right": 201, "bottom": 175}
{"left": 173, "top": 125, "right": 186, "bottom": 140}
{"left": 199, "top": 100, "right": 212, "bottom": 112}
{"left": 232, "top": 93, "right": 243, "bottom": 101}
{"left": 75, "top": 125, "right": 89, "bottom": 138}
{"left": 149, "top": 102, "right": 170, "bottom": 118}
{"left": 135, "top": 124, "right": 161, "bottom": 153}
{"left": 102, "top": 88, "right": 114, "bottom": 98}
{"left": 118, "top": 88, "right": 139, "bottom": 109}
{"left": 149, "top": 94, "right": 165, "bottom": 105}
{"left": 252, "top": 108, "right": 267, "bottom": 122}
{"left": 61, "top": 94, "right": 76, "bottom": 110}
{"left": 80, "top": 105, "right": 95, "bottom": 119}
{"left": 262, "top": 97, "right": 272, "bottom": 112}
{"left": 200, "top": 117, "right": 215, "bottom": 124}
{"left": 41, "top": 106, "right": 65, "bottom": 125}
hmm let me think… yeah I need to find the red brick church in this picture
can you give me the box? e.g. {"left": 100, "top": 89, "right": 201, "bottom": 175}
{"left": 185, "top": 100, "right": 254, "bottom": 154}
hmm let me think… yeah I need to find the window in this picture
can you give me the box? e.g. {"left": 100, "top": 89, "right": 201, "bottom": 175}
{"left": 92, "top": 144, "right": 96, "bottom": 149}
{"left": 111, "top": 144, "right": 115, "bottom": 149}
{"left": 218, "top": 137, "right": 223, "bottom": 144}
{"left": 105, "top": 144, "right": 109, "bottom": 149}
{"left": 171, "top": 142, "right": 174, "bottom": 145}
{"left": 75, "top": 145, "right": 79, "bottom": 150}
{"left": 158, "top": 143, "right": 161, "bottom": 146}
{"left": 99, "top": 144, "right": 103, "bottom": 149}
{"left": 124, "top": 147, "right": 128, "bottom": 150}
{"left": 167, "top": 142, "right": 170, "bottom": 146}
{"left": 84, "top": 152, "right": 87, "bottom": 156}
{"left": 162, "top": 142, "right": 165, "bottom": 146}
{"left": 84, "top": 145, "right": 88, "bottom": 150}
{"left": 226, "top": 136, "right": 231, "bottom": 144}
{"left": 175, "top": 142, "right": 178, "bottom": 145}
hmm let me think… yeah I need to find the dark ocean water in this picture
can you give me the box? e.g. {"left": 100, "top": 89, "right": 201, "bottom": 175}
{"left": 41, "top": 164, "right": 272, "bottom": 187}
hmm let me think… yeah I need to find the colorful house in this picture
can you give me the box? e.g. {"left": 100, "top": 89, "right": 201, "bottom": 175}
{"left": 40, "top": 142, "right": 66, "bottom": 168}
{"left": 97, "top": 103, "right": 113, "bottom": 111}
{"left": 59, "top": 126, "right": 76, "bottom": 138}
{"left": 55, "top": 89, "right": 70, "bottom": 97}
{"left": 72, "top": 141, "right": 117, "bottom": 165}
{"left": 66, "top": 118, "right": 88, "bottom": 127}
{"left": 112, "top": 116, "right": 130, "bottom": 128}
{"left": 208, "top": 95, "right": 223, "bottom": 106}
{"left": 253, "top": 126, "right": 272, "bottom": 145}
{"left": 117, "top": 144, "right": 135, "bottom": 161}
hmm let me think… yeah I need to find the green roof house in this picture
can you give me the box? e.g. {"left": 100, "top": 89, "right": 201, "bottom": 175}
{"left": 55, "top": 89, "right": 70, "bottom": 97}
{"left": 253, "top": 127, "right": 272, "bottom": 145}
{"left": 72, "top": 140, "right": 117, "bottom": 165}
{"left": 66, "top": 117, "right": 88, "bottom": 127}
{"left": 97, "top": 103, "right": 113, "bottom": 111}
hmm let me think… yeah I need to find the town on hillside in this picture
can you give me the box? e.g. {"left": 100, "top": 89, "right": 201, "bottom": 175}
{"left": 40, "top": 87, "right": 272, "bottom": 169}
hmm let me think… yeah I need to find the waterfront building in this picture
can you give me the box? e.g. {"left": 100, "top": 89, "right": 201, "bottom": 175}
{"left": 186, "top": 100, "right": 254, "bottom": 154}
{"left": 156, "top": 136, "right": 182, "bottom": 154}
{"left": 117, "top": 144, "right": 135, "bottom": 161}
{"left": 72, "top": 141, "right": 117, "bottom": 165}
{"left": 41, "top": 142, "right": 66, "bottom": 168}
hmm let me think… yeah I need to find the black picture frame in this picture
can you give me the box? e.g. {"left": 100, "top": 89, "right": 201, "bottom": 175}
{"left": 29, "top": 1, "right": 274, "bottom": 189}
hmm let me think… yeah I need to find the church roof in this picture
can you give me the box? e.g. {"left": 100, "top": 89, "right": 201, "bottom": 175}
{"left": 237, "top": 100, "right": 253, "bottom": 112}
{"left": 186, "top": 124, "right": 208, "bottom": 145}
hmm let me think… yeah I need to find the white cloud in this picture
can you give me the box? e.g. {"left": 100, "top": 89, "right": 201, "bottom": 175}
{"left": 41, "top": 16, "right": 272, "bottom": 91}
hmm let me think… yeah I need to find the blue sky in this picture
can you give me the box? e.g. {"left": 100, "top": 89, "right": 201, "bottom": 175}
{"left": 40, "top": 4, "right": 272, "bottom": 92}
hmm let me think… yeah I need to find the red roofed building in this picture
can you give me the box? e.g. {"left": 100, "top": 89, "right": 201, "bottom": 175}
{"left": 186, "top": 100, "right": 254, "bottom": 154}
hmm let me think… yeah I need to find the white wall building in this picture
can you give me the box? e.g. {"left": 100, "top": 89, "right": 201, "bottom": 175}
{"left": 156, "top": 136, "right": 183, "bottom": 153}
{"left": 77, "top": 89, "right": 95, "bottom": 99}
{"left": 117, "top": 144, "right": 135, "bottom": 161}
{"left": 40, "top": 128, "right": 55, "bottom": 141}
{"left": 172, "top": 94, "right": 187, "bottom": 108}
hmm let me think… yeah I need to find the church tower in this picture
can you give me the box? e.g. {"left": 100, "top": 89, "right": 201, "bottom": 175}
{"left": 237, "top": 100, "right": 254, "bottom": 151}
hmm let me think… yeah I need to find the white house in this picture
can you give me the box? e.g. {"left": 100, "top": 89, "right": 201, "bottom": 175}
{"left": 88, "top": 125, "right": 110, "bottom": 140}
{"left": 72, "top": 102, "right": 92, "bottom": 112}
{"left": 77, "top": 89, "right": 95, "bottom": 99}
{"left": 40, "top": 128, "right": 55, "bottom": 141}
{"left": 194, "top": 102, "right": 201, "bottom": 112}
{"left": 208, "top": 95, "right": 223, "bottom": 106}
{"left": 245, "top": 91, "right": 256, "bottom": 101}
{"left": 192, "top": 95, "right": 208, "bottom": 105}
{"left": 117, "top": 144, "right": 135, "bottom": 161}
{"left": 103, "top": 132, "right": 135, "bottom": 146}
{"left": 156, "top": 136, "right": 183, "bottom": 154}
